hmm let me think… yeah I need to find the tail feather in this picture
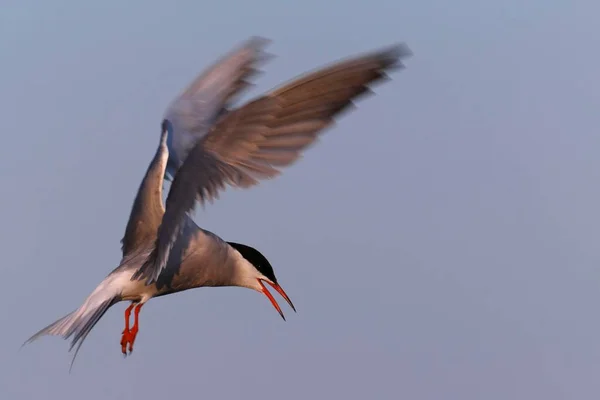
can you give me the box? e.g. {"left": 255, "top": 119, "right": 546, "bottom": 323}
{"left": 24, "top": 311, "right": 76, "bottom": 344}
{"left": 23, "top": 282, "right": 121, "bottom": 371}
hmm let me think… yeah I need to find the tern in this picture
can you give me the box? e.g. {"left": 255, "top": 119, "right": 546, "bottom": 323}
{"left": 24, "top": 37, "right": 412, "bottom": 368}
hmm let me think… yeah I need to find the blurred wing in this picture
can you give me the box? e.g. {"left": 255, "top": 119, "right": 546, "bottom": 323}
{"left": 133, "top": 43, "right": 413, "bottom": 284}
{"left": 120, "top": 131, "right": 168, "bottom": 257}
{"left": 164, "top": 36, "right": 272, "bottom": 174}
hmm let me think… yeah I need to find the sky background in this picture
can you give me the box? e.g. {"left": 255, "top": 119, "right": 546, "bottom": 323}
{"left": 2, "top": 0, "right": 600, "bottom": 399}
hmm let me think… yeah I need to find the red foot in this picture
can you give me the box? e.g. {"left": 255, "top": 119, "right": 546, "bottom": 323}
{"left": 120, "top": 327, "right": 139, "bottom": 355}
{"left": 120, "top": 303, "right": 143, "bottom": 355}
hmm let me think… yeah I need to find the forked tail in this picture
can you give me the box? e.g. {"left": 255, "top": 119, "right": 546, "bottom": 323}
{"left": 23, "top": 280, "right": 121, "bottom": 371}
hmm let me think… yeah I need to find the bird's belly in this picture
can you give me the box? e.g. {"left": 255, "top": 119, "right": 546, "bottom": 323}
{"left": 116, "top": 270, "right": 160, "bottom": 302}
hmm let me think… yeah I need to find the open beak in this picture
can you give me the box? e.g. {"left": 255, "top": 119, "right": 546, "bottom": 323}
{"left": 258, "top": 279, "right": 296, "bottom": 320}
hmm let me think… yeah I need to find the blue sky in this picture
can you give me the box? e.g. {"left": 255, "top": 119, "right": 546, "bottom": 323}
{"left": 2, "top": 0, "right": 600, "bottom": 399}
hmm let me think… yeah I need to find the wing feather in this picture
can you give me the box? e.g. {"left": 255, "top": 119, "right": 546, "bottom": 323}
{"left": 164, "top": 36, "right": 272, "bottom": 176}
{"left": 133, "top": 43, "right": 413, "bottom": 284}
{"left": 120, "top": 131, "right": 169, "bottom": 257}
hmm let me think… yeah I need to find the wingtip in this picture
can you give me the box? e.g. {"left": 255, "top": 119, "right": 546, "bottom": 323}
{"left": 244, "top": 36, "right": 272, "bottom": 49}
{"left": 243, "top": 36, "right": 275, "bottom": 68}
{"left": 388, "top": 42, "right": 414, "bottom": 59}
{"left": 373, "top": 42, "right": 413, "bottom": 70}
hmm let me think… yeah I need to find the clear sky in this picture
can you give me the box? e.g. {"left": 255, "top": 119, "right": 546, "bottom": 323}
{"left": 2, "top": 0, "right": 600, "bottom": 399}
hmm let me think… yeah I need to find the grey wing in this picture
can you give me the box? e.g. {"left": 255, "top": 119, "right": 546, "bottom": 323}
{"left": 132, "top": 42, "right": 413, "bottom": 284}
{"left": 120, "top": 131, "right": 169, "bottom": 257}
{"left": 164, "top": 36, "right": 272, "bottom": 176}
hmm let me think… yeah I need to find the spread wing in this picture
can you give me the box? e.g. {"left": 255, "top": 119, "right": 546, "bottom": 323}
{"left": 164, "top": 36, "right": 272, "bottom": 178}
{"left": 132, "top": 42, "right": 413, "bottom": 284}
{"left": 120, "top": 130, "right": 169, "bottom": 258}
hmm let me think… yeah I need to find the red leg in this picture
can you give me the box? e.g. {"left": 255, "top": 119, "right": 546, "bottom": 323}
{"left": 127, "top": 303, "right": 144, "bottom": 353}
{"left": 120, "top": 304, "right": 135, "bottom": 355}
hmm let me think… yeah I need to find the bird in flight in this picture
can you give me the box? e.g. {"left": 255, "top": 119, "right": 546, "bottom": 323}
{"left": 24, "top": 37, "right": 412, "bottom": 369}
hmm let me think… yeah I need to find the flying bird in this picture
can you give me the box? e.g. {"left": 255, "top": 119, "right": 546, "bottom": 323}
{"left": 24, "top": 37, "right": 412, "bottom": 369}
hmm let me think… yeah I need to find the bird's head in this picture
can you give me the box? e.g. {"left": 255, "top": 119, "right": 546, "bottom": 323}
{"left": 228, "top": 242, "right": 296, "bottom": 320}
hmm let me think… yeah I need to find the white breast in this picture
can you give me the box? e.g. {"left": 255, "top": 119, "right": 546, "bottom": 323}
{"left": 110, "top": 269, "right": 159, "bottom": 303}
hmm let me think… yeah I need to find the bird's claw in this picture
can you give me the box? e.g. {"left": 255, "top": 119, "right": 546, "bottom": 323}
{"left": 120, "top": 303, "right": 143, "bottom": 357}
{"left": 120, "top": 329, "right": 138, "bottom": 356}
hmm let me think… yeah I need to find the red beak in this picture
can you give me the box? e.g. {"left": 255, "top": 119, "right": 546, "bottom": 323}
{"left": 258, "top": 279, "right": 296, "bottom": 320}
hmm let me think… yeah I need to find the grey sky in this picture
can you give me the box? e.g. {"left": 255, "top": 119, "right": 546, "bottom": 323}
{"left": 2, "top": 0, "right": 600, "bottom": 399}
